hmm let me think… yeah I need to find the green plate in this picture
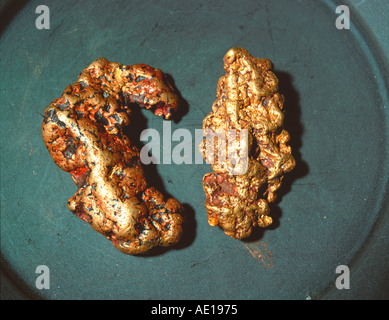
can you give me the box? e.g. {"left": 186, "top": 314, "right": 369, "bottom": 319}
{"left": 1, "top": 0, "right": 388, "bottom": 299}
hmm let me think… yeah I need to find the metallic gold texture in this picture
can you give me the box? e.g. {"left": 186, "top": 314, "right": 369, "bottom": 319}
{"left": 42, "top": 58, "right": 183, "bottom": 254}
{"left": 200, "top": 48, "right": 295, "bottom": 239}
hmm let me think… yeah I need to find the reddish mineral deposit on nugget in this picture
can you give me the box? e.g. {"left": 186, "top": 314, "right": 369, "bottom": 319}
{"left": 42, "top": 58, "right": 183, "bottom": 254}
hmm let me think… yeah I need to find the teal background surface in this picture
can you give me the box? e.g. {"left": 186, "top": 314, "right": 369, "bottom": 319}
{"left": 1, "top": 0, "right": 388, "bottom": 299}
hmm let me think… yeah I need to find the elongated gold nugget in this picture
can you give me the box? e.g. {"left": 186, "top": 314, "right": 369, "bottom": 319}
{"left": 200, "top": 48, "right": 295, "bottom": 239}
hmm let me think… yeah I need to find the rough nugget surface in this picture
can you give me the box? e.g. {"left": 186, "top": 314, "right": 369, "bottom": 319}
{"left": 41, "top": 58, "right": 183, "bottom": 254}
{"left": 200, "top": 48, "right": 295, "bottom": 239}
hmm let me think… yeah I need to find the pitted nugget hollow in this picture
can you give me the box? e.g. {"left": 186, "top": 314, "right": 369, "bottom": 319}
{"left": 200, "top": 48, "right": 295, "bottom": 239}
{"left": 41, "top": 58, "right": 183, "bottom": 254}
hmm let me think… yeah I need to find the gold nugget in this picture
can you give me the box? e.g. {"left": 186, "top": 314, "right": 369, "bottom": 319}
{"left": 42, "top": 58, "right": 183, "bottom": 254}
{"left": 200, "top": 48, "right": 295, "bottom": 239}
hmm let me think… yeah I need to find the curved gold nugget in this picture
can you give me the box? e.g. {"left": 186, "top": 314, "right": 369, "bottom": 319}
{"left": 200, "top": 48, "right": 295, "bottom": 239}
{"left": 42, "top": 58, "right": 183, "bottom": 254}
